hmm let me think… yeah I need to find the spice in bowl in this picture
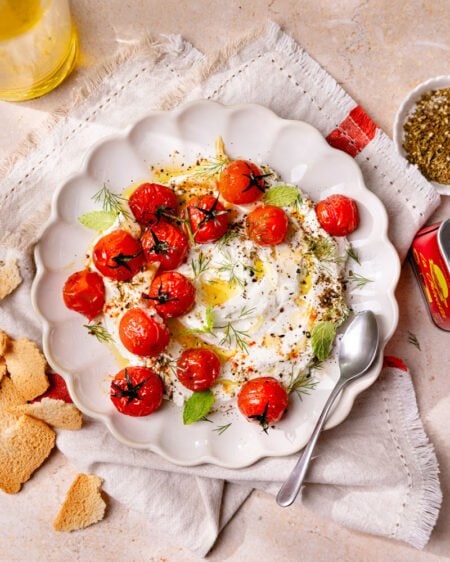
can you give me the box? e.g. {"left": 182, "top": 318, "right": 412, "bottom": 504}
{"left": 402, "top": 87, "right": 449, "bottom": 184}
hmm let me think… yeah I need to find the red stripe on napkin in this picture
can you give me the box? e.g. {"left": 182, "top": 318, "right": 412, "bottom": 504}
{"left": 383, "top": 356, "right": 408, "bottom": 372}
{"left": 326, "top": 106, "right": 378, "bottom": 157}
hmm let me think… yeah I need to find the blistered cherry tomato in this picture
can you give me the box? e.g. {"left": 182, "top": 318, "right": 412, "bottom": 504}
{"left": 128, "top": 182, "right": 178, "bottom": 225}
{"left": 145, "top": 271, "right": 195, "bottom": 318}
{"left": 93, "top": 229, "right": 144, "bottom": 281}
{"left": 177, "top": 348, "right": 221, "bottom": 391}
{"left": 110, "top": 366, "right": 163, "bottom": 416}
{"left": 315, "top": 194, "right": 359, "bottom": 237}
{"left": 246, "top": 205, "right": 289, "bottom": 246}
{"left": 218, "top": 160, "right": 268, "bottom": 204}
{"left": 62, "top": 269, "right": 105, "bottom": 320}
{"left": 237, "top": 377, "right": 289, "bottom": 430}
{"left": 186, "top": 195, "right": 229, "bottom": 243}
{"left": 141, "top": 221, "right": 189, "bottom": 271}
{"left": 119, "top": 307, "right": 170, "bottom": 356}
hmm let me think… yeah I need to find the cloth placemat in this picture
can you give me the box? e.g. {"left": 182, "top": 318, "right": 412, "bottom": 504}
{"left": 0, "top": 22, "right": 442, "bottom": 556}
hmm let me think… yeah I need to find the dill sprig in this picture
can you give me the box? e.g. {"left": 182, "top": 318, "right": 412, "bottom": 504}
{"left": 217, "top": 251, "right": 255, "bottom": 287}
{"left": 407, "top": 331, "right": 421, "bottom": 351}
{"left": 346, "top": 246, "right": 361, "bottom": 265}
{"left": 188, "top": 155, "right": 230, "bottom": 178}
{"left": 287, "top": 366, "right": 319, "bottom": 399}
{"left": 308, "top": 237, "right": 344, "bottom": 264}
{"left": 238, "top": 306, "right": 256, "bottom": 319}
{"left": 213, "top": 422, "right": 232, "bottom": 435}
{"left": 218, "top": 322, "right": 250, "bottom": 353}
{"left": 84, "top": 322, "right": 113, "bottom": 343}
{"left": 92, "top": 184, "right": 130, "bottom": 219}
{"left": 191, "top": 252, "right": 211, "bottom": 278}
{"left": 217, "top": 225, "right": 242, "bottom": 247}
{"left": 347, "top": 271, "right": 373, "bottom": 288}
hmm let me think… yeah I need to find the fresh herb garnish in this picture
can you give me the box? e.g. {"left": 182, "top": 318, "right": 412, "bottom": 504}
{"left": 238, "top": 306, "right": 256, "bottom": 319}
{"left": 183, "top": 390, "right": 215, "bottom": 425}
{"left": 184, "top": 305, "right": 216, "bottom": 336}
{"left": 218, "top": 322, "right": 250, "bottom": 353}
{"left": 407, "top": 331, "right": 421, "bottom": 351}
{"left": 308, "top": 237, "right": 343, "bottom": 264}
{"left": 78, "top": 210, "right": 116, "bottom": 232}
{"left": 213, "top": 422, "right": 232, "bottom": 435}
{"left": 217, "top": 251, "right": 255, "bottom": 287}
{"left": 348, "top": 272, "right": 373, "bottom": 288}
{"left": 190, "top": 252, "right": 211, "bottom": 278}
{"left": 84, "top": 322, "right": 113, "bottom": 343}
{"left": 263, "top": 184, "right": 302, "bottom": 207}
{"left": 311, "top": 321, "right": 336, "bottom": 362}
{"left": 346, "top": 246, "right": 361, "bottom": 265}
{"left": 92, "top": 184, "right": 131, "bottom": 218}
{"left": 287, "top": 366, "right": 319, "bottom": 398}
{"left": 189, "top": 155, "right": 230, "bottom": 178}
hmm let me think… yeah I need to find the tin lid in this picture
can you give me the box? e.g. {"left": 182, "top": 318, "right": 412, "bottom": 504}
{"left": 438, "top": 218, "right": 450, "bottom": 273}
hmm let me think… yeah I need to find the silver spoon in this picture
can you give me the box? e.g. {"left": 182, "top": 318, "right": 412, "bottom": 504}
{"left": 276, "top": 310, "right": 380, "bottom": 508}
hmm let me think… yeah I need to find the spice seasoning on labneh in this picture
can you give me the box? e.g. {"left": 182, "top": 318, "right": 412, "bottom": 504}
{"left": 403, "top": 87, "right": 450, "bottom": 184}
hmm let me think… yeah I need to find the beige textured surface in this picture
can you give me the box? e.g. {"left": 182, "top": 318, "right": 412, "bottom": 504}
{"left": 0, "top": 0, "right": 449, "bottom": 560}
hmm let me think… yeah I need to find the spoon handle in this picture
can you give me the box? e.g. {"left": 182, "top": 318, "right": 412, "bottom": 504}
{"left": 276, "top": 379, "right": 347, "bottom": 507}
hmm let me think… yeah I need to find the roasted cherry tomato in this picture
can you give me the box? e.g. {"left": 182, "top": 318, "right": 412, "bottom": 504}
{"left": 315, "top": 194, "right": 359, "bottom": 237}
{"left": 62, "top": 269, "right": 105, "bottom": 320}
{"left": 110, "top": 366, "right": 164, "bottom": 417}
{"left": 119, "top": 307, "right": 170, "bottom": 356}
{"left": 141, "top": 221, "right": 189, "bottom": 271}
{"left": 176, "top": 348, "right": 221, "bottom": 391}
{"left": 237, "top": 376, "right": 289, "bottom": 430}
{"left": 186, "top": 195, "right": 229, "bottom": 243}
{"left": 92, "top": 229, "right": 144, "bottom": 281}
{"left": 246, "top": 205, "right": 289, "bottom": 246}
{"left": 218, "top": 160, "right": 268, "bottom": 204}
{"left": 129, "top": 182, "right": 178, "bottom": 225}
{"left": 145, "top": 271, "right": 195, "bottom": 318}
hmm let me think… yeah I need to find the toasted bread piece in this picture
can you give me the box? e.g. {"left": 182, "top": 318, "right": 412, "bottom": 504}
{"left": 0, "top": 376, "right": 27, "bottom": 430}
{"left": 9, "top": 398, "right": 82, "bottom": 430}
{"left": 4, "top": 338, "right": 49, "bottom": 401}
{"left": 53, "top": 474, "right": 107, "bottom": 532}
{"left": 0, "top": 415, "right": 55, "bottom": 494}
{"left": 0, "top": 259, "right": 22, "bottom": 300}
{"left": 0, "top": 330, "right": 9, "bottom": 355}
{"left": 0, "top": 357, "right": 7, "bottom": 383}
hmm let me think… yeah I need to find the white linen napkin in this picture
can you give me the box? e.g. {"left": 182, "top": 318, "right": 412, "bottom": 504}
{"left": 0, "top": 22, "right": 442, "bottom": 556}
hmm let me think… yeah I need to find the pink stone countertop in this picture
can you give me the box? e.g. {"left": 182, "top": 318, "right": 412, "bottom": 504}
{"left": 1, "top": 1, "right": 449, "bottom": 561}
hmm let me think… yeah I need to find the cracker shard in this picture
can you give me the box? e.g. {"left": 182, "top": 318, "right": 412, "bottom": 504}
{"left": 0, "top": 415, "right": 56, "bottom": 494}
{"left": 0, "top": 330, "right": 9, "bottom": 355}
{"left": 9, "top": 398, "right": 82, "bottom": 430}
{"left": 4, "top": 338, "right": 49, "bottom": 401}
{"left": 53, "top": 474, "right": 107, "bottom": 532}
{"left": 0, "top": 376, "right": 27, "bottom": 430}
{"left": 0, "top": 259, "right": 22, "bottom": 300}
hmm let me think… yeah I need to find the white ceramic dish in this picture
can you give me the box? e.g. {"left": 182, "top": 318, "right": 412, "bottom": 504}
{"left": 393, "top": 75, "right": 450, "bottom": 196}
{"left": 32, "top": 101, "right": 400, "bottom": 468}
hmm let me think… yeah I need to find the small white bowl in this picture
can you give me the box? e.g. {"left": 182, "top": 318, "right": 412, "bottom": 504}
{"left": 393, "top": 75, "right": 450, "bottom": 196}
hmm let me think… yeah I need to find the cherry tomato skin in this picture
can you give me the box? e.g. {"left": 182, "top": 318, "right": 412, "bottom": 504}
{"left": 315, "top": 194, "right": 359, "bottom": 237}
{"left": 177, "top": 348, "right": 221, "bottom": 391}
{"left": 119, "top": 308, "right": 170, "bottom": 357}
{"left": 93, "top": 229, "right": 145, "bottom": 281}
{"left": 62, "top": 269, "right": 105, "bottom": 320}
{"left": 246, "top": 205, "right": 289, "bottom": 246}
{"left": 141, "top": 221, "right": 189, "bottom": 271}
{"left": 129, "top": 183, "right": 178, "bottom": 225}
{"left": 237, "top": 377, "right": 289, "bottom": 426}
{"left": 218, "top": 160, "right": 266, "bottom": 204}
{"left": 146, "top": 272, "right": 195, "bottom": 318}
{"left": 186, "top": 195, "right": 229, "bottom": 243}
{"left": 110, "top": 366, "right": 164, "bottom": 417}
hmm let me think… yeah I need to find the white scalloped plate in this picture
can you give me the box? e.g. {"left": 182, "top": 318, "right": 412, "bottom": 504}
{"left": 32, "top": 101, "right": 400, "bottom": 468}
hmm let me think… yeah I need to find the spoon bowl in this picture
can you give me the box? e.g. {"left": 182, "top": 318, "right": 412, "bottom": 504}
{"left": 276, "top": 311, "right": 380, "bottom": 507}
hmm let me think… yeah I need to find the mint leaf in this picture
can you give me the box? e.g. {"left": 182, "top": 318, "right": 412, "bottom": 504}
{"left": 263, "top": 184, "right": 301, "bottom": 207}
{"left": 79, "top": 210, "right": 116, "bottom": 232}
{"left": 183, "top": 390, "right": 215, "bottom": 425}
{"left": 311, "top": 321, "right": 336, "bottom": 361}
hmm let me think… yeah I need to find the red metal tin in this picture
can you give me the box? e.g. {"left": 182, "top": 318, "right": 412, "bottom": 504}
{"left": 410, "top": 219, "right": 450, "bottom": 331}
